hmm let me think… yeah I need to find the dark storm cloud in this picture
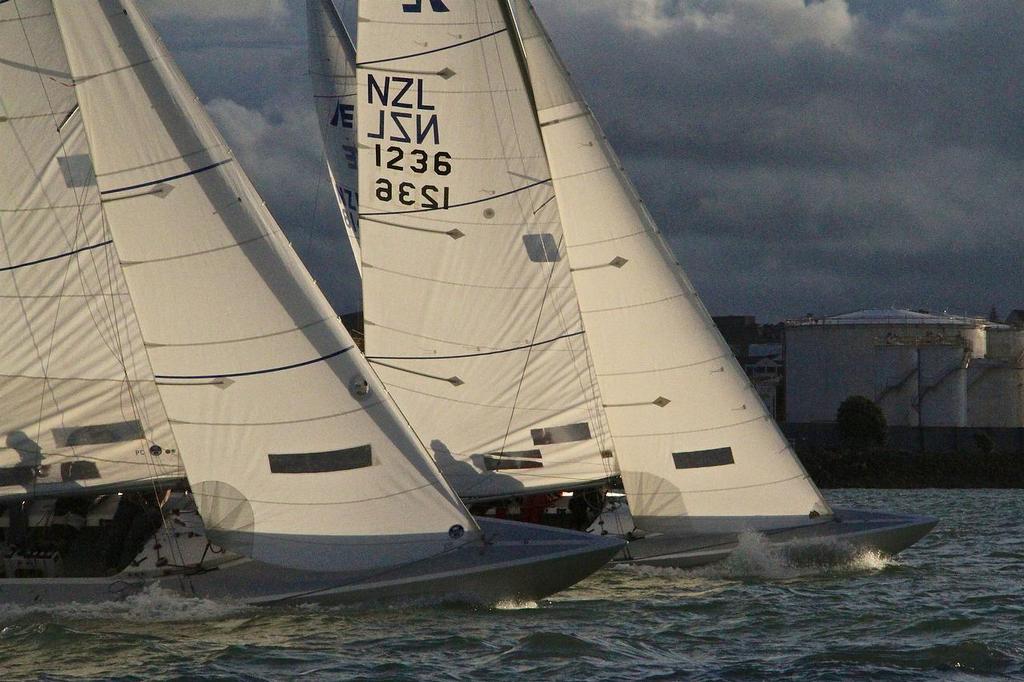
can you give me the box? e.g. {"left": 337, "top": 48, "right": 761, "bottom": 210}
{"left": 531, "top": 0, "right": 1024, "bottom": 319}
{"left": 145, "top": 0, "right": 1022, "bottom": 321}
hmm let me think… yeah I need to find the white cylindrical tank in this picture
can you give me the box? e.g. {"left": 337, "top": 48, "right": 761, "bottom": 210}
{"left": 785, "top": 309, "right": 1004, "bottom": 426}
{"left": 873, "top": 344, "right": 918, "bottom": 426}
{"left": 918, "top": 345, "right": 967, "bottom": 426}
{"left": 967, "top": 329, "right": 1024, "bottom": 427}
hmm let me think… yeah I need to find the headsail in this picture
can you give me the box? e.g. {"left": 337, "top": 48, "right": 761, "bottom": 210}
{"left": 0, "top": 0, "right": 183, "bottom": 500}
{"left": 51, "top": 0, "right": 478, "bottom": 573}
{"left": 307, "top": 0, "right": 362, "bottom": 273}
{"left": 356, "top": 1, "right": 617, "bottom": 500}
{"left": 512, "top": 0, "right": 831, "bottom": 533}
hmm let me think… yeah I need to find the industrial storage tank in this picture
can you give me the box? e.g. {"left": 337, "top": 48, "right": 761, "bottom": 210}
{"left": 967, "top": 328, "right": 1024, "bottom": 427}
{"left": 785, "top": 309, "right": 992, "bottom": 426}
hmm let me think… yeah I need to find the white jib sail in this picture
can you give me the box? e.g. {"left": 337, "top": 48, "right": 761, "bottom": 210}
{"left": 0, "top": 0, "right": 183, "bottom": 500}
{"left": 307, "top": 0, "right": 362, "bottom": 273}
{"left": 512, "top": 0, "right": 831, "bottom": 533}
{"left": 356, "top": 0, "right": 617, "bottom": 500}
{"left": 52, "top": 0, "right": 478, "bottom": 572}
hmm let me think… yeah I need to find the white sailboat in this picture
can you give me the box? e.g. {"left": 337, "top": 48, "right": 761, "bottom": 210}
{"left": 0, "top": 0, "right": 622, "bottom": 606}
{"left": 307, "top": 0, "right": 362, "bottom": 275}
{"left": 316, "top": 0, "right": 935, "bottom": 568}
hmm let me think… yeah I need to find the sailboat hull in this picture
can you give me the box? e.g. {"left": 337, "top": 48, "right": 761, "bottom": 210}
{"left": 0, "top": 518, "right": 622, "bottom": 607}
{"left": 606, "top": 508, "right": 937, "bottom": 569}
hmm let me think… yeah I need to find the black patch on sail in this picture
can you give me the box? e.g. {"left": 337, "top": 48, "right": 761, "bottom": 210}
{"left": 61, "top": 461, "right": 101, "bottom": 482}
{"left": 531, "top": 423, "right": 591, "bottom": 446}
{"left": 672, "top": 447, "right": 735, "bottom": 469}
{"left": 0, "top": 466, "right": 35, "bottom": 487}
{"left": 54, "top": 420, "right": 144, "bottom": 447}
{"left": 268, "top": 445, "right": 373, "bottom": 474}
{"left": 482, "top": 451, "right": 544, "bottom": 471}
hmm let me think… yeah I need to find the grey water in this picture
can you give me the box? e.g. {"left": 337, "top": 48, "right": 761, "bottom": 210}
{"left": 1, "top": 489, "right": 1021, "bottom": 680}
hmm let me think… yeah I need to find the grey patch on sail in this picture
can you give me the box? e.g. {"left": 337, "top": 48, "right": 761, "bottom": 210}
{"left": 672, "top": 447, "right": 735, "bottom": 469}
{"left": 61, "top": 461, "right": 100, "bottom": 482}
{"left": 57, "top": 154, "right": 95, "bottom": 188}
{"left": 522, "top": 233, "right": 561, "bottom": 262}
{"left": 0, "top": 466, "right": 35, "bottom": 487}
{"left": 482, "top": 451, "right": 543, "bottom": 471}
{"left": 53, "top": 420, "right": 144, "bottom": 447}
{"left": 268, "top": 445, "right": 373, "bottom": 474}
{"left": 531, "top": 422, "right": 591, "bottom": 446}
{"left": 192, "top": 480, "right": 255, "bottom": 557}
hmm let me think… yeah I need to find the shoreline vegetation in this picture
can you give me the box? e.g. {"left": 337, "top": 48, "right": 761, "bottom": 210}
{"left": 796, "top": 445, "right": 1024, "bottom": 488}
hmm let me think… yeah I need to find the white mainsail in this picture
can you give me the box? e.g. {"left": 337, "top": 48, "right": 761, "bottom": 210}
{"left": 512, "top": 0, "right": 830, "bottom": 533}
{"left": 307, "top": 0, "right": 362, "bottom": 273}
{"left": 0, "top": 0, "right": 183, "bottom": 499}
{"left": 47, "top": 0, "right": 479, "bottom": 573}
{"left": 355, "top": 1, "right": 617, "bottom": 500}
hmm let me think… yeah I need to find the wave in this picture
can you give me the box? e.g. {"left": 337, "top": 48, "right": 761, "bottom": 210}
{"left": 616, "top": 530, "right": 895, "bottom": 581}
{"left": 1, "top": 583, "right": 249, "bottom": 623}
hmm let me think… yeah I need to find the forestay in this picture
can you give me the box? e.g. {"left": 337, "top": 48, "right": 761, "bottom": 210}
{"left": 512, "top": 0, "right": 831, "bottom": 533}
{"left": 53, "top": 0, "right": 478, "bottom": 572}
{"left": 307, "top": 0, "right": 362, "bottom": 272}
{"left": 0, "top": 0, "right": 182, "bottom": 501}
{"left": 356, "top": 0, "right": 616, "bottom": 500}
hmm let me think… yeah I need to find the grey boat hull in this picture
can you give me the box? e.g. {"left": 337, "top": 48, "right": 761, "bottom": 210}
{"left": 0, "top": 518, "right": 622, "bottom": 607}
{"left": 612, "top": 508, "right": 937, "bottom": 569}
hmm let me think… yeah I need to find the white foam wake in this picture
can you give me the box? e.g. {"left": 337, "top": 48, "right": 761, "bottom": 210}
{"left": 616, "top": 531, "right": 895, "bottom": 581}
{"left": 2, "top": 583, "right": 250, "bottom": 623}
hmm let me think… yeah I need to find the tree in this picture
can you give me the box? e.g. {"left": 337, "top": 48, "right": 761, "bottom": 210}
{"left": 837, "top": 395, "right": 887, "bottom": 448}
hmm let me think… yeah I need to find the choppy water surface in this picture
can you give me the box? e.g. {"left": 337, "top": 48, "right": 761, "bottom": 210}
{"left": 1, "top": 489, "right": 1021, "bottom": 680}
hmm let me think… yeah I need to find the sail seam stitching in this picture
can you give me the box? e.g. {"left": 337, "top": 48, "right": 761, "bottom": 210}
{"left": 611, "top": 415, "right": 766, "bottom": 436}
{"left": 599, "top": 353, "right": 732, "bottom": 377}
{"left": 361, "top": 177, "right": 551, "bottom": 217}
{"left": 153, "top": 346, "right": 353, "bottom": 380}
{"left": 356, "top": 28, "right": 507, "bottom": 67}
{"left": 367, "top": 330, "right": 584, "bottom": 361}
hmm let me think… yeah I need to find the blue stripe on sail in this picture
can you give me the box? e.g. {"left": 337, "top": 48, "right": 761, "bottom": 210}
{"left": 367, "top": 330, "right": 583, "bottom": 361}
{"left": 357, "top": 29, "right": 506, "bottom": 68}
{"left": 361, "top": 177, "right": 552, "bottom": 217}
{"left": 99, "top": 159, "right": 231, "bottom": 196}
{"left": 0, "top": 240, "right": 113, "bottom": 273}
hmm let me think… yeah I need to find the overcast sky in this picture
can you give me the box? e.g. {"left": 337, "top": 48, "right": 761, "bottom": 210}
{"left": 143, "top": 0, "right": 1022, "bottom": 322}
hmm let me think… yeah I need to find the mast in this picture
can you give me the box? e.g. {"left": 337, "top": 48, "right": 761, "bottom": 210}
{"left": 307, "top": 0, "right": 363, "bottom": 274}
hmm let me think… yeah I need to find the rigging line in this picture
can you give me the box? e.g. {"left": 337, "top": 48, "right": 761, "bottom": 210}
{"left": 356, "top": 28, "right": 506, "bottom": 67}
{"left": 11, "top": 1, "right": 102, "bottom": 482}
{"left": 487, "top": 8, "right": 616, "bottom": 480}
{"left": 0, "top": 240, "right": 113, "bottom": 273}
{"left": 98, "top": 159, "right": 231, "bottom": 195}
{"left": 481, "top": 12, "right": 616, "bottom": 480}
{"left": 366, "top": 330, "right": 584, "bottom": 361}
{"left": 360, "top": 177, "right": 551, "bottom": 217}
{"left": 490, "top": 232, "right": 565, "bottom": 475}
{"left": 300, "top": 144, "right": 327, "bottom": 260}
{"left": 153, "top": 346, "right": 354, "bottom": 380}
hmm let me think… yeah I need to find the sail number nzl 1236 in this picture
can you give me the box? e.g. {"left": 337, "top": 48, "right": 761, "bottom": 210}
{"left": 367, "top": 74, "right": 451, "bottom": 211}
